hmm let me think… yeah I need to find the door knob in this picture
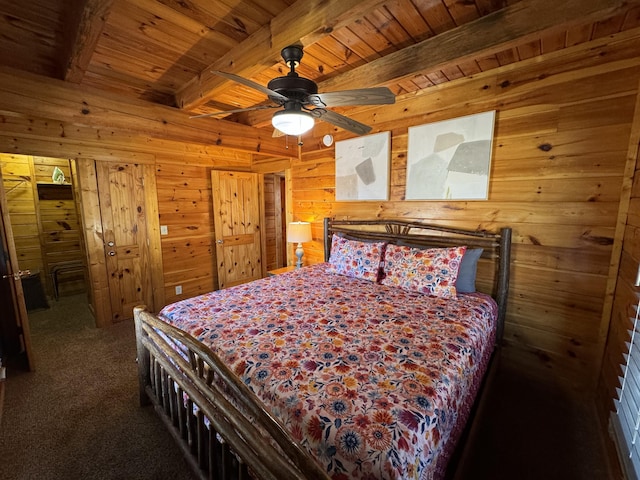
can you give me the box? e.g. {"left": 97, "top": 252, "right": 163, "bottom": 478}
{"left": 107, "top": 241, "right": 115, "bottom": 247}
{"left": 217, "top": 239, "right": 224, "bottom": 244}
{"left": 2, "top": 270, "right": 31, "bottom": 280}
{"left": 108, "top": 251, "right": 116, "bottom": 256}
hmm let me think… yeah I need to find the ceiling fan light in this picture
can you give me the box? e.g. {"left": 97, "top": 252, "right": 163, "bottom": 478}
{"left": 272, "top": 110, "right": 314, "bottom": 136}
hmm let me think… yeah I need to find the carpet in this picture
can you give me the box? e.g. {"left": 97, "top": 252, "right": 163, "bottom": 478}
{"left": 0, "top": 294, "right": 196, "bottom": 480}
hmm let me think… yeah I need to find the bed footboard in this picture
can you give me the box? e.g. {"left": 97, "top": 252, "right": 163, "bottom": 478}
{"left": 134, "top": 306, "right": 330, "bottom": 480}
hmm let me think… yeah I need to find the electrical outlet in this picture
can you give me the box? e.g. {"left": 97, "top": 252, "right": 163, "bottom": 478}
{"left": 175, "top": 285, "right": 182, "bottom": 295}
{"left": 160, "top": 225, "right": 168, "bottom": 235}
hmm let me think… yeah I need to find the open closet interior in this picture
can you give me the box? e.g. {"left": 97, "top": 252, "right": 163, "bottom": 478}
{"left": 1, "top": 154, "right": 87, "bottom": 310}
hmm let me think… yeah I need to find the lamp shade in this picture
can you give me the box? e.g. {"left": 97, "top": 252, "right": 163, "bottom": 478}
{"left": 287, "top": 221, "right": 312, "bottom": 243}
{"left": 272, "top": 110, "right": 315, "bottom": 136}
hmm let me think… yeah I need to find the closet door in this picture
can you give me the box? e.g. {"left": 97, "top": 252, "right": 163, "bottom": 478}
{"left": 211, "top": 170, "right": 265, "bottom": 289}
{"left": 96, "top": 162, "right": 154, "bottom": 322}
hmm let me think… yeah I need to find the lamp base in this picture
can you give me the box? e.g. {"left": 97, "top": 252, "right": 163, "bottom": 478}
{"left": 295, "top": 243, "right": 304, "bottom": 268}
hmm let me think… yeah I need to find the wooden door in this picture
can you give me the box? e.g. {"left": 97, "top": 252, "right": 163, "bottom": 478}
{"left": 263, "top": 173, "right": 287, "bottom": 271}
{"left": 211, "top": 171, "right": 265, "bottom": 289}
{"left": 0, "top": 173, "right": 34, "bottom": 371}
{"left": 96, "top": 162, "right": 154, "bottom": 322}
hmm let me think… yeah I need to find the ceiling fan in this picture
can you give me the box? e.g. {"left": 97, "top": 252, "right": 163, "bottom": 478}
{"left": 191, "top": 45, "right": 395, "bottom": 136}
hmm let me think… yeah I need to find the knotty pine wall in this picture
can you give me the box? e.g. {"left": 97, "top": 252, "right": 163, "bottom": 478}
{"left": 0, "top": 64, "right": 283, "bottom": 324}
{"left": 285, "top": 29, "right": 640, "bottom": 397}
{"left": 596, "top": 90, "right": 640, "bottom": 439}
{"left": 1, "top": 155, "right": 43, "bottom": 275}
{"left": 0, "top": 154, "right": 84, "bottom": 298}
{"left": 154, "top": 159, "right": 289, "bottom": 305}
{"left": 155, "top": 161, "right": 218, "bottom": 304}
{"left": 155, "top": 156, "right": 259, "bottom": 306}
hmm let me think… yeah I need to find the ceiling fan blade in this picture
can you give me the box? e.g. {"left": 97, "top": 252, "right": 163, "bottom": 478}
{"left": 308, "top": 87, "right": 395, "bottom": 107}
{"left": 312, "top": 109, "right": 372, "bottom": 135}
{"left": 189, "top": 105, "right": 277, "bottom": 118}
{"left": 212, "top": 70, "right": 289, "bottom": 103}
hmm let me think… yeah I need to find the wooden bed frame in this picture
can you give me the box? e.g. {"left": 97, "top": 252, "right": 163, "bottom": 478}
{"left": 134, "top": 218, "right": 512, "bottom": 480}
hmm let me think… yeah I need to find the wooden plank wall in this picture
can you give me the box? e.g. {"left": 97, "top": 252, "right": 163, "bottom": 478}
{"left": 287, "top": 29, "right": 640, "bottom": 393}
{"left": 0, "top": 154, "right": 84, "bottom": 297}
{"left": 32, "top": 156, "right": 85, "bottom": 297}
{"left": 0, "top": 155, "right": 42, "bottom": 275}
{"left": 0, "top": 65, "right": 277, "bottom": 324}
{"left": 156, "top": 161, "right": 216, "bottom": 304}
{"left": 596, "top": 83, "right": 640, "bottom": 436}
{"left": 154, "top": 158, "right": 288, "bottom": 306}
{"left": 155, "top": 155, "right": 255, "bottom": 306}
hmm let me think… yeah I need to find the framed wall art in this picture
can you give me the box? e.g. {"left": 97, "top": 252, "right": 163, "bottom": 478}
{"left": 406, "top": 110, "right": 496, "bottom": 200}
{"left": 335, "top": 131, "right": 390, "bottom": 201}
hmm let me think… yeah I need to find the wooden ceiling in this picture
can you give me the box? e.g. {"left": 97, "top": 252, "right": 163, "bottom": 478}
{"left": 1, "top": 0, "right": 639, "bottom": 135}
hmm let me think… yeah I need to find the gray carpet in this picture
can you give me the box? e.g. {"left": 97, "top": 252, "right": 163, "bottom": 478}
{"left": 1, "top": 294, "right": 613, "bottom": 480}
{"left": 453, "top": 357, "right": 613, "bottom": 479}
{"left": 0, "top": 294, "right": 196, "bottom": 480}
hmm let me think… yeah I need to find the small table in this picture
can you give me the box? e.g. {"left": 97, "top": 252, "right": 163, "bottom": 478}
{"left": 267, "top": 265, "right": 298, "bottom": 276}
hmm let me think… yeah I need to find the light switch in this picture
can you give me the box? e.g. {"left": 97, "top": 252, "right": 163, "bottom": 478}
{"left": 160, "top": 225, "right": 168, "bottom": 235}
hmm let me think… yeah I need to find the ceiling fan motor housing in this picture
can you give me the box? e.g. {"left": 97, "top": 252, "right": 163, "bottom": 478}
{"left": 267, "top": 75, "right": 318, "bottom": 104}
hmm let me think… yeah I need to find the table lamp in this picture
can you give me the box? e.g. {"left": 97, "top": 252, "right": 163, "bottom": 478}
{"left": 287, "top": 221, "right": 312, "bottom": 268}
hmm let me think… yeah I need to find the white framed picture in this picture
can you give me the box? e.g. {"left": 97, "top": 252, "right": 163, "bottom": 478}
{"left": 335, "top": 131, "right": 390, "bottom": 201}
{"left": 406, "top": 110, "right": 496, "bottom": 200}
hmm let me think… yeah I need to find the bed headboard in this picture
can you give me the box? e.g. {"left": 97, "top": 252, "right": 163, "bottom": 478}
{"left": 323, "top": 218, "right": 512, "bottom": 342}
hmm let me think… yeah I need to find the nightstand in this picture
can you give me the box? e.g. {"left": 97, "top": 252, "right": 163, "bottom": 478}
{"left": 267, "top": 265, "right": 298, "bottom": 276}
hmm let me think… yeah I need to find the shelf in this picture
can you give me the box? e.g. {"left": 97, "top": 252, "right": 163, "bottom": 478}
{"left": 36, "top": 183, "right": 73, "bottom": 200}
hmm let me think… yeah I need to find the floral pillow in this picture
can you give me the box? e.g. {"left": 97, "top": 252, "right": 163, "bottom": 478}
{"left": 381, "top": 244, "right": 466, "bottom": 298}
{"left": 327, "top": 234, "right": 386, "bottom": 282}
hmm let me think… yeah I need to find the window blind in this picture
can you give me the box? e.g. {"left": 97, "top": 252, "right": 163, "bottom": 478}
{"left": 611, "top": 293, "right": 640, "bottom": 479}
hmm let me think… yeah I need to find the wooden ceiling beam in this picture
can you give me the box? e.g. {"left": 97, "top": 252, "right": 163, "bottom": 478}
{"left": 240, "top": 0, "right": 639, "bottom": 129}
{"left": 60, "top": 0, "right": 114, "bottom": 83}
{"left": 175, "top": 0, "right": 389, "bottom": 111}
{"left": 317, "top": 0, "right": 640, "bottom": 92}
{"left": 0, "top": 66, "right": 292, "bottom": 158}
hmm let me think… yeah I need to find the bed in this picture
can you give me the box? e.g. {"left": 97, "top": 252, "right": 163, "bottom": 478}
{"left": 134, "top": 218, "right": 511, "bottom": 480}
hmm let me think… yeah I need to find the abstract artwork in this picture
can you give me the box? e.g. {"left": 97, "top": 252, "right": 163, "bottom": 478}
{"left": 335, "top": 131, "right": 390, "bottom": 201}
{"left": 406, "top": 111, "right": 496, "bottom": 200}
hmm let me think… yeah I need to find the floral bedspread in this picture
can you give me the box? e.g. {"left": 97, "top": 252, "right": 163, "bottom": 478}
{"left": 159, "top": 263, "right": 497, "bottom": 480}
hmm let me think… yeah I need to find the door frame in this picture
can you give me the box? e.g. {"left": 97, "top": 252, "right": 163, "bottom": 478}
{"left": 255, "top": 166, "right": 294, "bottom": 268}
{"left": 75, "top": 159, "right": 164, "bottom": 327}
{"left": 284, "top": 168, "right": 293, "bottom": 266}
{"left": 0, "top": 170, "right": 34, "bottom": 371}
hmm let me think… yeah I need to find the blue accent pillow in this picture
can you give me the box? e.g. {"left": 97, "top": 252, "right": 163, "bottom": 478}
{"left": 456, "top": 248, "right": 483, "bottom": 293}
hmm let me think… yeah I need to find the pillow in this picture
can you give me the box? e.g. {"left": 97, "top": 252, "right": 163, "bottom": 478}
{"left": 381, "top": 244, "right": 466, "bottom": 298}
{"left": 327, "top": 234, "right": 386, "bottom": 282}
{"left": 456, "top": 248, "right": 483, "bottom": 293}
